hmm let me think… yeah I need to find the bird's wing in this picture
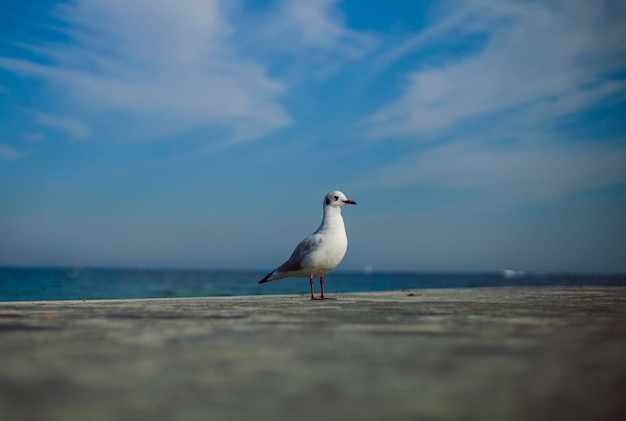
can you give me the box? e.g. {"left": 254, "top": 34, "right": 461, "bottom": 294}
{"left": 276, "top": 233, "right": 323, "bottom": 273}
{"left": 258, "top": 234, "right": 323, "bottom": 283}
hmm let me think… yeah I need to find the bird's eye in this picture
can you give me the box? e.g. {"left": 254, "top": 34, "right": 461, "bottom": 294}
{"left": 333, "top": 195, "right": 339, "bottom": 201}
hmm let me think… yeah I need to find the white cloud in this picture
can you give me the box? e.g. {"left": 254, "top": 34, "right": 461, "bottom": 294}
{"left": 352, "top": 0, "right": 626, "bottom": 208}
{"left": 273, "top": 1, "right": 374, "bottom": 55}
{"left": 0, "top": 1, "right": 282, "bottom": 144}
{"left": 26, "top": 110, "right": 91, "bottom": 141}
{"left": 364, "top": 0, "right": 626, "bottom": 139}
{"left": 355, "top": 137, "right": 626, "bottom": 210}
{"left": 0, "top": 0, "right": 375, "bottom": 145}
{"left": 233, "top": 0, "right": 376, "bottom": 83}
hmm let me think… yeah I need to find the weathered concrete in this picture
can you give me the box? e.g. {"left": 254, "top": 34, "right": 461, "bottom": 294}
{"left": 1, "top": 287, "right": 625, "bottom": 421}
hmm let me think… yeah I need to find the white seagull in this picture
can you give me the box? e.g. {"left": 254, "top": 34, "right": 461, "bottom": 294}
{"left": 259, "top": 190, "right": 357, "bottom": 300}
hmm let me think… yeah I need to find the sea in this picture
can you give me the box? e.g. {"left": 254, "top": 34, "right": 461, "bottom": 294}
{"left": 1, "top": 267, "right": 625, "bottom": 302}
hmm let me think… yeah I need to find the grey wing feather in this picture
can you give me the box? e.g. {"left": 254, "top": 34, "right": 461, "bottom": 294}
{"left": 276, "top": 234, "right": 323, "bottom": 273}
{"left": 258, "top": 234, "right": 323, "bottom": 283}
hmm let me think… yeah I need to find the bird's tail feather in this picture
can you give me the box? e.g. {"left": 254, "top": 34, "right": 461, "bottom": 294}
{"left": 258, "top": 270, "right": 275, "bottom": 284}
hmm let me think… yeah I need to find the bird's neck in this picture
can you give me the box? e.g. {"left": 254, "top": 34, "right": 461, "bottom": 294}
{"left": 317, "top": 206, "right": 345, "bottom": 234}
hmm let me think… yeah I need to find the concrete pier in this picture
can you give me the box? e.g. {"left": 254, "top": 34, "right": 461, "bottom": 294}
{"left": 1, "top": 286, "right": 625, "bottom": 420}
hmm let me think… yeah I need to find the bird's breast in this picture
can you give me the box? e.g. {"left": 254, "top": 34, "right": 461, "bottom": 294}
{"left": 302, "top": 231, "right": 348, "bottom": 276}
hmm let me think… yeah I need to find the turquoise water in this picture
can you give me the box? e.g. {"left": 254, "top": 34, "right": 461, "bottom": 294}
{"left": 1, "top": 267, "right": 625, "bottom": 302}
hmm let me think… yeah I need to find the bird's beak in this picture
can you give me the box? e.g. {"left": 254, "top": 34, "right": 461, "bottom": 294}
{"left": 343, "top": 199, "right": 357, "bottom": 205}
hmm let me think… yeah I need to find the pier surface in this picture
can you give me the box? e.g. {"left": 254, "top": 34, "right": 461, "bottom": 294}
{"left": 1, "top": 286, "right": 625, "bottom": 420}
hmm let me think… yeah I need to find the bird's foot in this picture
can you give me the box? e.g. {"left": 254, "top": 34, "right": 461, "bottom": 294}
{"left": 313, "top": 295, "right": 336, "bottom": 301}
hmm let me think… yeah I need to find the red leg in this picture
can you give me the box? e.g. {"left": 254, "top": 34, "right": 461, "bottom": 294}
{"left": 319, "top": 275, "right": 335, "bottom": 300}
{"left": 310, "top": 275, "right": 321, "bottom": 300}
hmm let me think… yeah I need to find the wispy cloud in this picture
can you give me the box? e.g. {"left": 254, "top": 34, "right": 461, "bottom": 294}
{"left": 364, "top": 0, "right": 626, "bottom": 139}
{"left": 354, "top": 0, "right": 626, "bottom": 207}
{"left": 240, "top": 0, "right": 376, "bottom": 82}
{"left": 25, "top": 109, "right": 91, "bottom": 141}
{"left": 1, "top": 0, "right": 290, "bottom": 144}
{"left": 0, "top": 0, "right": 375, "bottom": 145}
{"left": 356, "top": 137, "right": 626, "bottom": 207}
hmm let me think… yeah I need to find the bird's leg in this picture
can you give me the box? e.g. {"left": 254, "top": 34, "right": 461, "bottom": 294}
{"left": 319, "top": 275, "right": 326, "bottom": 300}
{"left": 310, "top": 275, "right": 321, "bottom": 301}
{"left": 318, "top": 275, "right": 335, "bottom": 300}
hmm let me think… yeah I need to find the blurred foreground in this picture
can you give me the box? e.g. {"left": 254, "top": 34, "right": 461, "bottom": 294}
{"left": 1, "top": 287, "right": 625, "bottom": 420}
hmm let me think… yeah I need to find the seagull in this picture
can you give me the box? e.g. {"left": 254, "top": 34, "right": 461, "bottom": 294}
{"left": 259, "top": 190, "right": 357, "bottom": 300}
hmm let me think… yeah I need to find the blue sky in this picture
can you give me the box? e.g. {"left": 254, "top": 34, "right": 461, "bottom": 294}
{"left": 1, "top": 0, "right": 625, "bottom": 272}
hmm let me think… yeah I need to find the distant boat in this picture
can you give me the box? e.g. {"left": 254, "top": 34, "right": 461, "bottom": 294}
{"left": 502, "top": 269, "right": 525, "bottom": 279}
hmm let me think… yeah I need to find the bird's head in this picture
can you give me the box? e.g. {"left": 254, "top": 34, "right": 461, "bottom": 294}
{"left": 324, "top": 190, "right": 357, "bottom": 208}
